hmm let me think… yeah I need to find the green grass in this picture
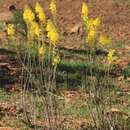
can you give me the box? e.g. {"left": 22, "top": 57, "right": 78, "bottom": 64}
{"left": 65, "top": 104, "right": 90, "bottom": 118}
{"left": 0, "top": 88, "right": 10, "bottom": 101}
{"left": 124, "top": 64, "right": 130, "bottom": 78}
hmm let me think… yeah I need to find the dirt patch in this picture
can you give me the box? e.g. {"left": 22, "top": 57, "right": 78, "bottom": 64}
{"left": 0, "top": 0, "right": 130, "bottom": 49}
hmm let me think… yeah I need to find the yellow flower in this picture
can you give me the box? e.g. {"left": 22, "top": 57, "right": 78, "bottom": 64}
{"left": 81, "top": 2, "right": 88, "bottom": 24}
{"left": 49, "top": 0, "right": 57, "bottom": 16}
{"left": 7, "top": 24, "right": 15, "bottom": 36}
{"left": 47, "top": 31, "right": 59, "bottom": 44}
{"left": 52, "top": 54, "right": 60, "bottom": 66}
{"left": 86, "top": 27, "right": 96, "bottom": 46}
{"left": 93, "top": 17, "right": 101, "bottom": 28}
{"left": 88, "top": 17, "right": 101, "bottom": 30}
{"left": 29, "top": 22, "right": 41, "bottom": 38}
{"left": 35, "top": 2, "right": 46, "bottom": 25}
{"left": 23, "top": 5, "right": 35, "bottom": 24}
{"left": 39, "top": 45, "right": 46, "bottom": 59}
{"left": 87, "top": 19, "right": 94, "bottom": 30}
{"left": 107, "top": 49, "right": 116, "bottom": 63}
{"left": 46, "top": 19, "right": 59, "bottom": 45}
{"left": 99, "top": 35, "right": 111, "bottom": 45}
{"left": 46, "top": 19, "right": 55, "bottom": 32}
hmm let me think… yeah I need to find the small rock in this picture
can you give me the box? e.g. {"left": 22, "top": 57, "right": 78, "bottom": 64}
{"left": 126, "top": 77, "right": 130, "bottom": 81}
{"left": 118, "top": 76, "right": 124, "bottom": 81}
{"left": 70, "top": 23, "right": 82, "bottom": 34}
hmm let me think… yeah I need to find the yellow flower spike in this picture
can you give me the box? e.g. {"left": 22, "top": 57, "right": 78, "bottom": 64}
{"left": 35, "top": 2, "right": 46, "bottom": 25}
{"left": 93, "top": 17, "right": 101, "bottom": 28}
{"left": 87, "top": 19, "right": 94, "bottom": 30}
{"left": 107, "top": 49, "right": 116, "bottom": 63}
{"left": 23, "top": 5, "right": 35, "bottom": 24}
{"left": 29, "top": 22, "right": 41, "bottom": 38}
{"left": 39, "top": 45, "right": 46, "bottom": 59}
{"left": 46, "top": 19, "right": 59, "bottom": 45}
{"left": 87, "top": 17, "right": 101, "bottom": 30}
{"left": 47, "top": 31, "right": 59, "bottom": 45}
{"left": 86, "top": 27, "right": 96, "bottom": 46}
{"left": 46, "top": 19, "right": 55, "bottom": 32}
{"left": 99, "top": 35, "right": 111, "bottom": 45}
{"left": 81, "top": 2, "right": 88, "bottom": 24}
{"left": 49, "top": 0, "right": 57, "bottom": 16}
{"left": 52, "top": 54, "right": 60, "bottom": 66}
{"left": 7, "top": 24, "right": 15, "bottom": 36}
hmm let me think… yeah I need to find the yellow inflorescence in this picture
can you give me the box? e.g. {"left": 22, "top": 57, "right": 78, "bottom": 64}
{"left": 99, "top": 35, "right": 111, "bottom": 45}
{"left": 46, "top": 19, "right": 59, "bottom": 45}
{"left": 81, "top": 2, "right": 88, "bottom": 24}
{"left": 49, "top": 0, "right": 57, "bottom": 16}
{"left": 7, "top": 24, "right": 15, "bottom": 36}
{"left": 86, "top": 27, "right": 96, "bottom": 46}
{"left": 47, "top": 31, "right": 59, "bottom": 44}
{"left": 93, "top": 17, "right": 101, "bottom": 28}
{"left": 107, "top": 49, "right": 116, "bottom": 63}
{"left": 46, "top": 19, "right": 55, "bottom": 32}
{"left": 39, "top": 45, "right": 46, "bottom": 59}
{"left": 88, "top": 17, "right": 101, "bottom": 30}
{"left": 29, "top": 22, "right": 41, "bottom": 38}
{"left": 81, "top": 2, "right": 101, "bottom": 47}
{"left": 52, "top": 54, "right": 60, "bottom": 66}
{"left": 35, "top": 2, "right": 46, "bottom": 25}
{"left": 23, "top": 5, "right": 35, "bottom": 24}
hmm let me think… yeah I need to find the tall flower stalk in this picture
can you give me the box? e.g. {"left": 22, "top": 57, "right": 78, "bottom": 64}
{"left": 8, "top": 2, "right": 62, "bottom": 129}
